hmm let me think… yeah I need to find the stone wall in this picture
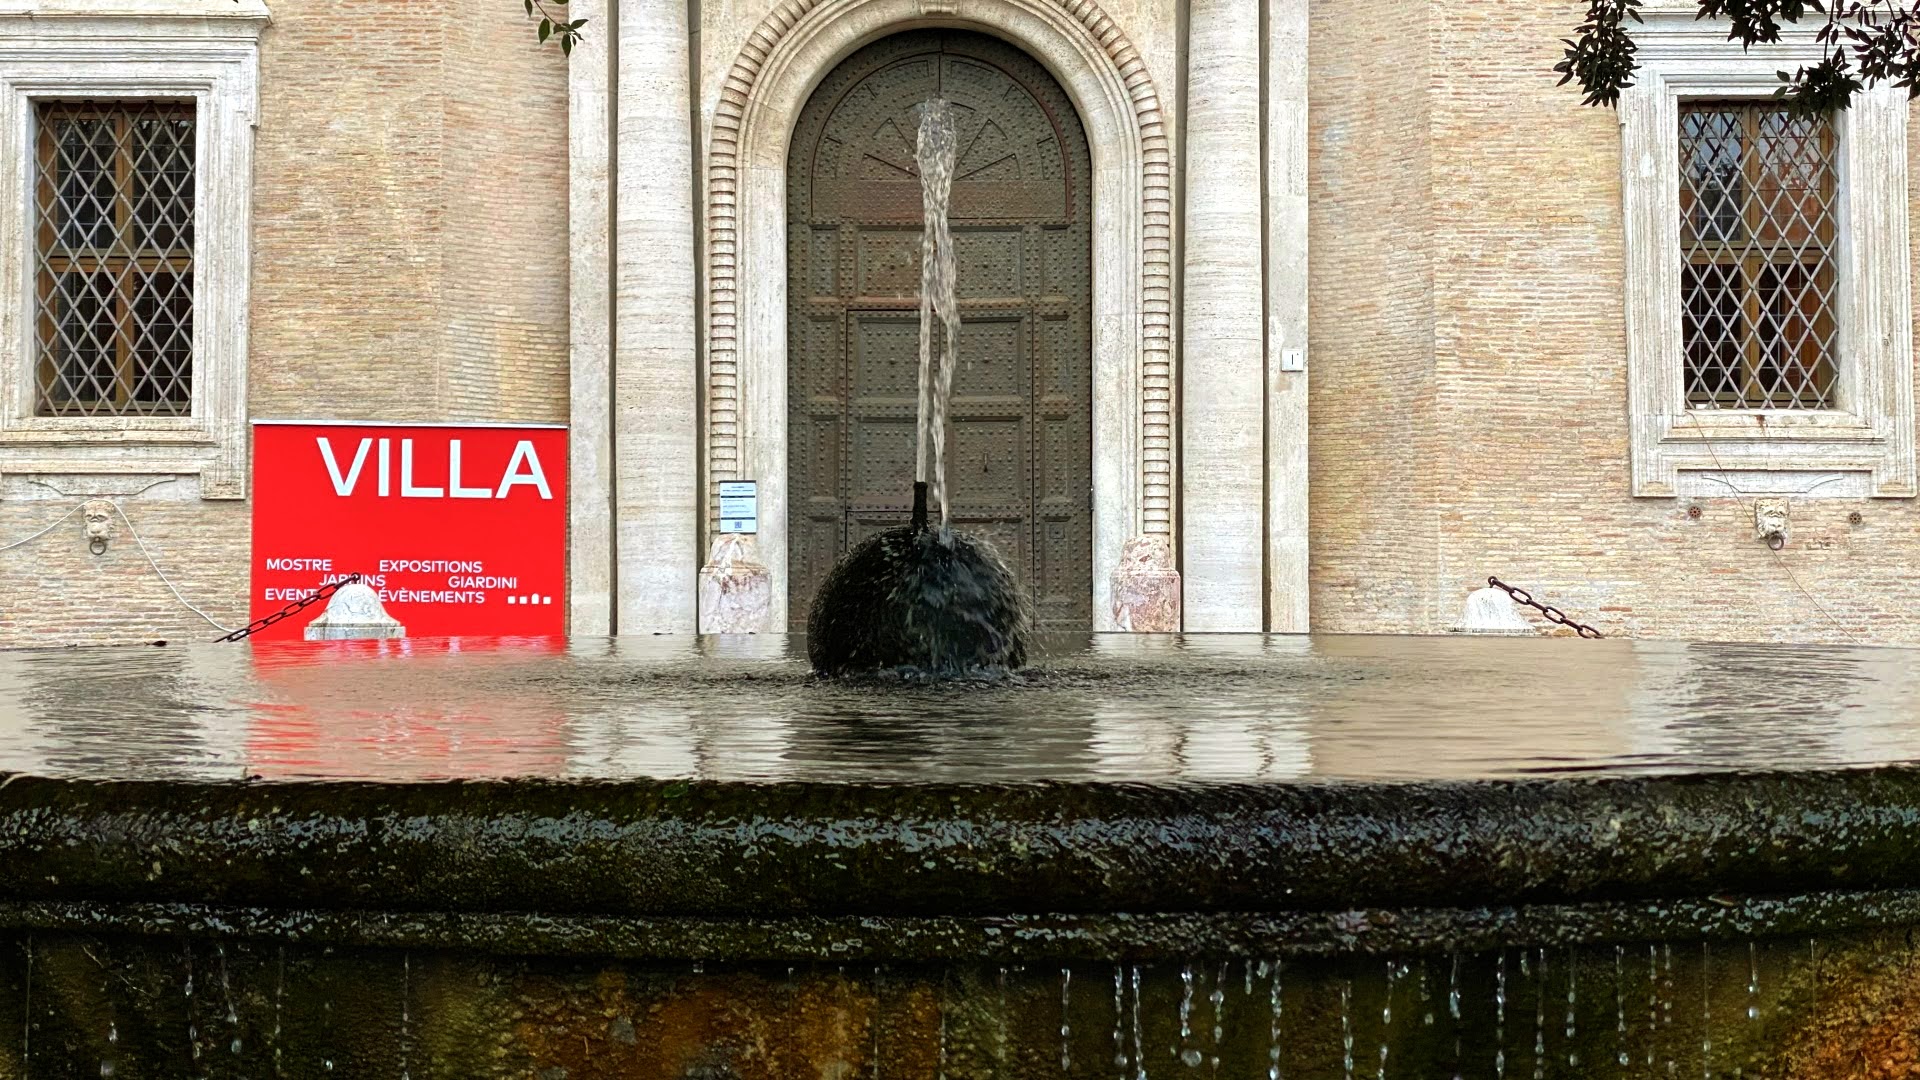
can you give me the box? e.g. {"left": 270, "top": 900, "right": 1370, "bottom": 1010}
{"left": 9, "top": 0, "right": 1920, "bottom": 648}
{"left": 0, "top": 0, "right": 569, "bottom": 648}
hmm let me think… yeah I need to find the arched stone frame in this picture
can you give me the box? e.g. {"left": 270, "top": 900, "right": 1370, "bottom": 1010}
{"left": 700, "top": 0, "right": 1175, "bottom": 633}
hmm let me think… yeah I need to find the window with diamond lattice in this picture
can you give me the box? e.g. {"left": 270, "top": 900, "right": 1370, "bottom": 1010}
{"left": 33, "top": 101, "right": 195, "bottom": 417}
{"left": 1678, "top": 103, "right": 1837, "bottom": 410}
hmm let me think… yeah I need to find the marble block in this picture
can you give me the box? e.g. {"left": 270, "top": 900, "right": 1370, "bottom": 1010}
{"left": 698, "top": 534, "right": 772, "bottom": 634}
{"left": 1111, "top": 535, "right": 1181, "bottom": 632}
{"left": 303, "top": 582, "right": 406, "bottom": 641}
{"left": 1453, "top": 586, "right": 1536, "bottom": 635}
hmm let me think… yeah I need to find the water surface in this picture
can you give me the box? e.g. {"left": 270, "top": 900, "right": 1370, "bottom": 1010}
{"left": 0, "top": 634, "right": 1914, "bottom": 783}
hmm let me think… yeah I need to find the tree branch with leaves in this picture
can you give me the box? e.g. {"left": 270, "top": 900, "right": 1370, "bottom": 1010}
{"left": 524, "top": 0, "right": 588, "bottom": 55}
{"left": 1558, "top": 0, "right": 1920, "bottom": 112}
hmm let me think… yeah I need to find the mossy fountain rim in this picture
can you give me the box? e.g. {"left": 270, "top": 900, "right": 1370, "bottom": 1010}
{"left": 2, "top": 765, "right": 1920, "bottom": 961}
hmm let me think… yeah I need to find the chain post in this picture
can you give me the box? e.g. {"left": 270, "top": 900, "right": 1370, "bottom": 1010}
{"left": 1486, "top": 576, "right": 1604, "bottom": 639}
{"left": 216, "top": 573, "right": 363, "bottom": 643}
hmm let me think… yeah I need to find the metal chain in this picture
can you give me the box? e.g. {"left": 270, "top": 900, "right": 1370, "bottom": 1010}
{"left": 1486, "top": 576, "right": 1604, "bottom": 639}
{"left": 216, "top": 573, "right": 362, "bottom": 643}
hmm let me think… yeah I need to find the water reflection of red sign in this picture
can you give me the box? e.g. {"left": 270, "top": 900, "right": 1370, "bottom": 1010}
{"left": 244, "top": 638, "right": 571, "bottom": 779}
{"left": 250, "top": 422, "right": 567, "bottom": 640}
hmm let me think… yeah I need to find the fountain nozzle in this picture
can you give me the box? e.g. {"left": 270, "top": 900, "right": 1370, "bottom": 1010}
{"left": 911, "top": 482, "right": 929, "bottom": 531}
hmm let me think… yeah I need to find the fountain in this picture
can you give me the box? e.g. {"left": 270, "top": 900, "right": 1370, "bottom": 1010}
{"left": 2, "top": 88, "right": 1917, "bottom": 1080}
{"left": 2, "top": 634, "right": 1920, "bottom": 1074}
{"left": 807, "top": 98, "right": 1032, "bottom": 678}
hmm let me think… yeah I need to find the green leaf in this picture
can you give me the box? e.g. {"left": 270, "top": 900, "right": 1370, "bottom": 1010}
{"left": 524, "top": 0, "right": 532, "bottom": 14}
{"left": 561, "top": 35, "right": 574, "bottom": 55}
{"left": 538, "top": 16, "right": 552, "bottom": 41}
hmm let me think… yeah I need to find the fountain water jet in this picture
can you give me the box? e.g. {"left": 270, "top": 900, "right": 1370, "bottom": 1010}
{"left": 806, "top": 97, "right": 1032, "bottom": 677}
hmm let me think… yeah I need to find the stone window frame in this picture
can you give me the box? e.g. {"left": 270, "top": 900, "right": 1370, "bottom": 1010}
{"left": 0, "top": 1, "right": 268, "bottom": 500}
{"left": 1621, "top": 5, "right": 1915, "bottom": 499}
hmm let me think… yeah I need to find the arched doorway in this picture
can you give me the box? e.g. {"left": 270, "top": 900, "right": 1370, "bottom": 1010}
{"left": 785, "top": 29, "right": 1094, "bottom": 632}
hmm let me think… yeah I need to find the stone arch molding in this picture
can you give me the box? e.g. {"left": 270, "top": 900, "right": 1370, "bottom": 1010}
{"left": 700, "top": 0, "right": 1176, "bottom": 632}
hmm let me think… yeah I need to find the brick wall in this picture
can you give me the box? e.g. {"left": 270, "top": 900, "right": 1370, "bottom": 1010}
{"left": 1306, "top": 0, "right": 1439, "bottom": 632}
{"left": 0, "top": 496, "right": 251, "bottom": 648}
{"left": 0, "top": 0, "right": 569, "bottom": 648}
{"left": 1306, "top": 0, "right": 1920, "bottom": 644}
{"left": 440, "top": 0, "right": 570, "bottom": 424}
{"left": 251, "top": 0, "right": 569, "bottom": 424}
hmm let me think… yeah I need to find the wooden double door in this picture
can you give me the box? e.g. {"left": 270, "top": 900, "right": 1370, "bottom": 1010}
{"left": 785, "top": 29, "right": 1094, "bottom": 632}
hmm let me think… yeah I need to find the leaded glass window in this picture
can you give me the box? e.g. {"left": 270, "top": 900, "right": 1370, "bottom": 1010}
{"left": 33, "top": 100, "right": 195, "bottom": 417}
{"left": 1678, "top": 102, "right": 1837, "bottom": 410}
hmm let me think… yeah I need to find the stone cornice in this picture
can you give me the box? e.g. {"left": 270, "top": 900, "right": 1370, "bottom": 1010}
{"left": 0, "top": 0, "right": 268, "bottom": 21}
{"left": 1630, "top": 4, "right": 1827, "bottom": 67}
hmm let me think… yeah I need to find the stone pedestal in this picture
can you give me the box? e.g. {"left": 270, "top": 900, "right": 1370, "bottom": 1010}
{"left": 698, "top": 535, "right": 772, "bottom": 634}
{"left": 1111, "top": 536, "right": 1181, "bottom": 632}
{"left": 1453, "top": 586, "right": 1535, "bottom": 635}
{"left": 303, "top": 582, "right": 405, "bottom": 640}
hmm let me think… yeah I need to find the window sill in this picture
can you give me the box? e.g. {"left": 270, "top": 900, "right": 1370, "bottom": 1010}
{"left": 0, "top": 2, "right": 270, "bottom": 21}
{"left": 1664, "top": 410, "right": 1883, "bottom": 442}
{"left": 0, "top": 425, "right": 212, "bottom": 445}
{"left": 1640, "top": 410, "right": 1910, "bottom": 498}
{"left": 0, "top": 443, "right": 239, "bottom": 497}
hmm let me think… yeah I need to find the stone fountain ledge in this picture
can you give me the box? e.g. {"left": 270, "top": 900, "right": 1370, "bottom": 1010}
{"left": 3, "top": 888, "right": 1920, "bottom": 965}
{"left": 2, "top": 768, "right": 1919, "bottom": 960}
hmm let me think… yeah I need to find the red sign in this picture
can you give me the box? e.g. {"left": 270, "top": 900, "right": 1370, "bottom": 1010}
{"left": 249, "top": 422, "right": 567, "bottom": 640}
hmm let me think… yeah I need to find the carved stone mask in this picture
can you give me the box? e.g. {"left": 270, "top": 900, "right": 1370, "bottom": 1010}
{"left": 81, "top": 501, "right": 115, "bottom": 549}
{"left": 1753, "top": 497, "right": 1790, "bottom": 550}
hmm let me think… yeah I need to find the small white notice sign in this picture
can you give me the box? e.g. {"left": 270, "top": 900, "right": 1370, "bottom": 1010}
{"left": 718, "top": 480, "right": 758, "bottom": 534}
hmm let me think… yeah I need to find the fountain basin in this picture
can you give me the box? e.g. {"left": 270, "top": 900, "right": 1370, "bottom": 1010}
{"left": 2, "top": 634, "right": 1919, "bottom": 1076}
